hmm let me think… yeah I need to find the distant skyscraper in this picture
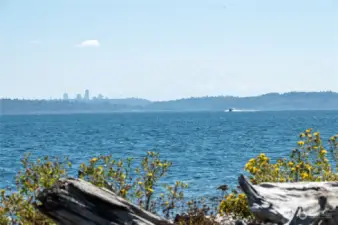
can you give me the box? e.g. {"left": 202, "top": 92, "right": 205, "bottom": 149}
{"left": 84, "top": 89, "right": 90, "bottom": 100}
{"left": 63, "top": 93, "right": 69, "bottom": 100}
{"left": 97, "top": 94, "right": 104, "bottom": 100}
{"left": 76, "top": 94, "right": 82, "bottom": 101}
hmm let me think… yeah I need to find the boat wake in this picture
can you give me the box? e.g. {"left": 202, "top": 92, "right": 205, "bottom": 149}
{"left": 225, "top": 109, "right": 259, "bottom": 112}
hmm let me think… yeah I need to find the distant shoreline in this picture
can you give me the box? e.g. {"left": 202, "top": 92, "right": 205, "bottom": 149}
{"left": 2, "top": 92, "right": 338, "bottom": 115}
{"left": 1, "top": 109, "right": 338, "bottom": 116}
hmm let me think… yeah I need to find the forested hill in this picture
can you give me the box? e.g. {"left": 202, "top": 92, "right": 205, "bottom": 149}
{"left": 147, "top": 92, "right": 338, "bottom": 111}
{"left": 1, "top": 92, "right": 338, "bottom": 115}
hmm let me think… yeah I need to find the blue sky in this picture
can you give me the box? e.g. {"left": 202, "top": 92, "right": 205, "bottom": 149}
{"left": 0, "top": 0, "right": 337, "bottom": 100}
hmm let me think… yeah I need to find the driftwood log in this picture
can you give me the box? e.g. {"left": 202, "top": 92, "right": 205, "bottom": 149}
{"left": 238, "top": 174, "right": 338, "bottom": 225}
{"left": 36, "top": 178, "right": 173, "bottom": 225}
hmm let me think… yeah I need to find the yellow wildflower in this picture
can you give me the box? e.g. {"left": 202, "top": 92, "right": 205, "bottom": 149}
{"left": 90, "top": 157, "right": 98, "bottom": 163}
{"left": 297, "top": 141, "right": 304, "bottom": 147}
{"left": 249, "top": 158, "right": 255, "bottom": 163}
{"left": 301, "top": 172, "right": 309, "bottom": 179}
{"left": 305, "top": 164, "right": 312, "bottom": 171}
{"left": 259, "top": 153, "right": 266, "bottom": 159}
{"left": 238, "top": 193, "right": 246, "bottom": 199}
{"left": 226, "top": 194, "right": 234, "bottom": 201}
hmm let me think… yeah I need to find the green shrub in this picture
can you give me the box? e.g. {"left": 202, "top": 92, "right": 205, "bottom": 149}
{"left": 0, "top": 151, "right": 189, "bottom": 224}
{"left": 77, "top": 151, "right": 180, "bottom": 212}
{"left": 0, "top": 154, "right": 71, "bottom": 224}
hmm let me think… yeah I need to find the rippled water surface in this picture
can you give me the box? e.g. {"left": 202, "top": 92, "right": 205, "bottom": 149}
{"left": 1, "top": 111, "right": 338, "bottom": 197}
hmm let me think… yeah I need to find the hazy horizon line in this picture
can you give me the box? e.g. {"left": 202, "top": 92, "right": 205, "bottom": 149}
{"left": 1, "top": 90, "right": 337, "bottom": 102}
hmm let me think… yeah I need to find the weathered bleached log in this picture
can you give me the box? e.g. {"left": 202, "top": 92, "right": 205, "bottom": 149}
{"left": 238, "top": 174, "right": 338, "bottom": 225}
{"left": 36, "top": 178, "right": 173, "bottom": 225}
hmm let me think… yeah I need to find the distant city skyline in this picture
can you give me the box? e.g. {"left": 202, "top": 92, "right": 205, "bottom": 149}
{"left": 62, "top": 89, "right": 105, "bottom": 101}
{"left": 0, "top": 0, "right": 337, "bottom": 101}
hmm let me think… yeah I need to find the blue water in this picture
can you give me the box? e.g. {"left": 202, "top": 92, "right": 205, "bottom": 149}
{"left": 1, "top": 111, "right": 338, "bottom": 198}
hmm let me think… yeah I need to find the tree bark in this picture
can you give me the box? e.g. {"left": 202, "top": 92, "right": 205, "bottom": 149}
{"left": 36, "top": 178, "right": 173, "bottom": 225}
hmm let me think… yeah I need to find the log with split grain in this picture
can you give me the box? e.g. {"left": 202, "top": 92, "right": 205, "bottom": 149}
{"left": 238, "top": 174, "right": 338, "bottom": 225}
{"left": 36, "top": 178, "right": 173, "bottom": 225}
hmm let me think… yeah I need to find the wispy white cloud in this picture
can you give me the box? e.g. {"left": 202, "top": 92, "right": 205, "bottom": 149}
{"left": 76, "top": 39, "right": 100, "bottom": 48}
